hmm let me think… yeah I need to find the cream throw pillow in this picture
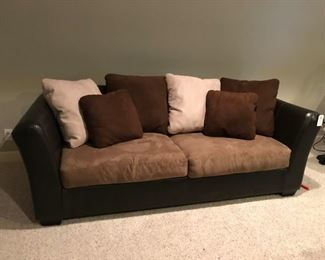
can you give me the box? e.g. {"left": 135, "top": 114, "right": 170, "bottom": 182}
{"left": 166, "top": 73, "right": 220, "bottom": 134}
{"left": 42, "top": 78, "right": 101, "bottom": 148}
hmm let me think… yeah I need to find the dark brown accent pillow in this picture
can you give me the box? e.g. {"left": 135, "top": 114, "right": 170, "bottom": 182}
{"left": 105, "top": 74, "right": 169, "bottom": 134}
{"left": 79, "top": 90, "right": 143, "bottom": 148}
{"left": 203, "top": 90, "right": 258, "bottom": 140}
{"left": 220, "top": 78, "right": 279, "bottom": 136}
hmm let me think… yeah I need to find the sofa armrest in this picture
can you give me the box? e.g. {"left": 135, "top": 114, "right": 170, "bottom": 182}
{"left": 12, "top": 95, "right": 63, "bottom": 225}
{"left": 274, "top": 99, "right": 320, "bottom": 192}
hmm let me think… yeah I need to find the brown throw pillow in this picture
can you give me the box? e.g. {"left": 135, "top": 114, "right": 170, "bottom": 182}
{"left": 203, "top": 90, "right": 258, "bottom": 140}
{"left": 105, "top": 74, "right": 169, "bottom": 134}
{"left": 220, "top": 78, "right": 279, "bottom": 136}
{"left": 79, "top": 90, "right": 143, "bottom": 148}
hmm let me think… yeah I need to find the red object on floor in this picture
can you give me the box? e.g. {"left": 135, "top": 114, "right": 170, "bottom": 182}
{"left": 301, "top": 184, "right": 310, "bottom": 190}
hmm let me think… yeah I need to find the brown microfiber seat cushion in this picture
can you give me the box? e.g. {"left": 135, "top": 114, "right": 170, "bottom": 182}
{"left": 171, "top": 133, "right": 291, "bottom": 178}
{"left": 61, "top": 133, "right": 188, "bottom": 188}
{"left": 220, "top": 78, "right": 279, "bottom": 136}
{"left": 79, "top": 90, "right": 143, "bottom": 148}
{"left": 105, "top": 74, "right": 169, "bottom": 134}
{"left": 203, "top": 90, "right": 258, "bottom": 140}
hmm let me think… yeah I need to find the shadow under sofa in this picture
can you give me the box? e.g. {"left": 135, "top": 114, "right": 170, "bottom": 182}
{"left": 12, "top": 86, "right": 320, "bottom": 226}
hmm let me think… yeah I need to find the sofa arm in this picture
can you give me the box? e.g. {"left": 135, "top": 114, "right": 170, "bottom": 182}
{"left": 12, "top": 95, "right": 63, "bottom": 225}
{"left": 274, "top": 99, "right": 320, "bottom": 193}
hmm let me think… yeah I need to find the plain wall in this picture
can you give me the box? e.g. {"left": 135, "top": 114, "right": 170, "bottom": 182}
{"left": 0, "top": 0, "right": 324, "bottom": 139}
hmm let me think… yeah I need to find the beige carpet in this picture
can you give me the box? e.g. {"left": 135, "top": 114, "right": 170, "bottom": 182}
{"left": 0, "top": 151, "right": 324, "bottom": 260}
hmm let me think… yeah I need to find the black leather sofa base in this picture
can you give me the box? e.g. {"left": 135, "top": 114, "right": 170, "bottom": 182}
{"left": 12, "top": 87, "right": 320, "bottom": 226}
{"left": 63, "top": 169, "right": 286, "bottom": 222}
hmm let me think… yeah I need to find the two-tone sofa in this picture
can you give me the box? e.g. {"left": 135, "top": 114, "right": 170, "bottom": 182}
{"left": 13, "top": 76, "right": 320, "bottom": 226}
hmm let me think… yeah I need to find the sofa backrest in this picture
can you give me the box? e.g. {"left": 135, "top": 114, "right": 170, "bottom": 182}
{"left": 97, "top": 85, "right": 108, "bottom": 94}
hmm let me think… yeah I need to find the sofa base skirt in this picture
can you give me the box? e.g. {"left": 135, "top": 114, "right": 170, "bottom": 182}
{"left": 62, "top": 169, "right": 290, "bottom": 221}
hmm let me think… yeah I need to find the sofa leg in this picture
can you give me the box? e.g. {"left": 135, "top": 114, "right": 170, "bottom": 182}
{"left": 40, "top": 219, "right": 62, "bottom": 226}
{"left": 281, "top": 190, "right": 297, "bottom": 197}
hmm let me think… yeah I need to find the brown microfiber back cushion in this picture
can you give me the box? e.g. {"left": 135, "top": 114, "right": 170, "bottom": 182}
{"left": 203, "top": 90, "right": 258, "bottom": 140}
{"left": 79, "top": 90, "right": 143, "bottom": 148}
{"left": 105, "top": 74, "right": 169, "bottom": 134}
{"left": 221, "top": 78, "right": 279, "bottom": 136}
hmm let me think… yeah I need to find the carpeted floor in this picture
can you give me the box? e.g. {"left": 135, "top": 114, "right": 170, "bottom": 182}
{"left": 0, "top": 150, "right": 324, "bottom": 260}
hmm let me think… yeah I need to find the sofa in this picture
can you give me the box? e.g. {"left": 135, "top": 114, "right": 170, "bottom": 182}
{"left": 13, "top": 82, "right": 320, "bottom": 226}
